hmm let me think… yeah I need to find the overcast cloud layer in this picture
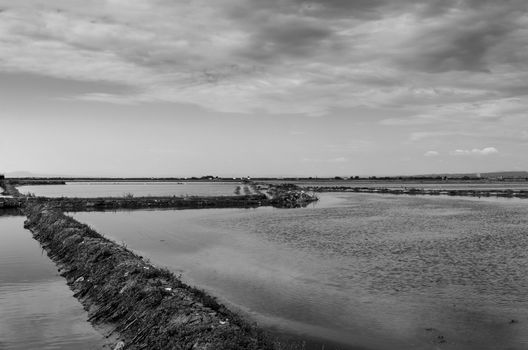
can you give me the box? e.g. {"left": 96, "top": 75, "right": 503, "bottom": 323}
{"left": 0, "top": 0, "right": 527, "bottom": 175}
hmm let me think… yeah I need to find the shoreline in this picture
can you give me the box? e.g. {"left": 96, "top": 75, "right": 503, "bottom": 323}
{"left": 23, "top": 202, "right": 284, "bottom": 350}
{"left": 6, "top": 178, "right": 528, "bottom": 348}
{"left": 6, "top": 181, "right": 318, "bottom": 349}
{"left": 304, "top": 186, "right": 528, "bottom": 199}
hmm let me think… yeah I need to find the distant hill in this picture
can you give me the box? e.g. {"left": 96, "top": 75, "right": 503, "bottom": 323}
{"left": 5, "top": 171, "right": 72, "bottom": 178}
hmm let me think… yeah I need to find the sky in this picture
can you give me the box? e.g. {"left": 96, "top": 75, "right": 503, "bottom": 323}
{"left": 0, "top": 0, "right": 527, "bottom": 177}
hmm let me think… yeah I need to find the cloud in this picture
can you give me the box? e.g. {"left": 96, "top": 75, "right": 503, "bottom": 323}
{"left": 396, "top": 1, "right": 528, "bottom": 73}
{"left": 409, "top": 131, "right": 475, "bottom": 142}
{"left": 0, "top": 0, "right": 526, "bottom": 116}
{"left": 450, "top": 147, "right": 499, "bottom": 156}
{"left": 302, "top": 156, "right": 347, "bottom": 163}
{"left": 328, "top": 157, "right": 347, "bottom": 163}
{"left": 237, "top": 16, "right": 336, "bottom": 62}
{"left": 424, "top": 151, "right": 440, "bottom": 157}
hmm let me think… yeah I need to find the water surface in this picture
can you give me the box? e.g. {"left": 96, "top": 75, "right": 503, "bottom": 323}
{"left": 18, "top": 181, "right": 241, "bottom": 198}
{"left": 0, "top": 213, "right": 105, "bottom": 350}
{"left": 265, "top": 180, "right": 528, "bottom": 191}
{"left": 73, "top": 193, "right": 528, "bottom": 350}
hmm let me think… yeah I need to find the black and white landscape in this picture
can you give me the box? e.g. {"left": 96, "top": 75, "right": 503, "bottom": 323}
{"left": 1, "top": 1, "right": 528, "bottom": 349}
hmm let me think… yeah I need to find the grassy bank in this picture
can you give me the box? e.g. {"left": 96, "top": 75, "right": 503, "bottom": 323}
{"left": 23, "top": 203, "right": 284, "bottom": 350}
{"left": 0, "top": 197, "right": 23, "bottom": 209}
{"left": 0, "top": 180, "right": 24, "bottom": 210}
{"left": 0, "top": 193, "right": 267, "bottom": 211}
{"left": 36, "top": 194, "right": 268, "bottom": 211}
{"left": 0, "top": 179, "right": 23, "bottom": 197}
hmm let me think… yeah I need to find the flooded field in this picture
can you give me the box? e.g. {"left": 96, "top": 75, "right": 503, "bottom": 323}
{"left": 0, "top": 213, "right": 105, "bottom": 350}
{"left": 72, "top": 193, "right": 528, "bottom": 350}
{"left": 264, "top": 180, "right": 528, "bottom": 190}
{"left": 17, "top": 181, "right": 241, "bottom": 198}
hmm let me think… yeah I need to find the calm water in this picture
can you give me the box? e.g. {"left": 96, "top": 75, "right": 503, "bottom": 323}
{"left": 17, "top": 181, "right": 241, "bottom": 198}
{"left": 0, "top": 213, "right": 105, "bottom": 350}
{"left": 73, "top": 193, "right": 528, "bottom": 350}
{"left": 264, "top": 180, "right": 528, "bottom": 190}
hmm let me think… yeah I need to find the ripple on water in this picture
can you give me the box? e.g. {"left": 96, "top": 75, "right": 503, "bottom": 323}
{"left": 73, "top": 193, "right": 528, "bottom": 350}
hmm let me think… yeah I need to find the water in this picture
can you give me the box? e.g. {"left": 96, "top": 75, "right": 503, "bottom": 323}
{"left": 0, "top": 212, "right": 105, "bottom": 350}
{"left": 17, "top": 181, "right": 241, "bottom": 198}
{"left": 72, "top": 193, "right": 528, "bottom": 350}
{"left": 264, "top": 180, "right": 528, "bottom": 190}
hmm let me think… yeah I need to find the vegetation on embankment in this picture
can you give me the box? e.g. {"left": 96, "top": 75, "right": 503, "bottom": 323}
{"left": 9, "top": 179, "right": 67, "bottom": 186}
{"left": 36, "top": 194, "right": 268, "bottom": 211}
{"left": 0, "top": 179, "right": 23, "bottom": 197}
{"left": 266, "top": 184, "right": 318, "bottom": 208}
{"left": 2, "top": 176, "right": 318, "bottom": 209}
{"left": 0, "top": 192, "right": 268, "bottom": 211}
{"left": 0, "top": 179, "right": 24, "bottom": 210}
{"left": 0, "top": 186, "right": 319, "bottom": 211}
{"left": 12, "top": 183, "right": 316, "bottom": 349}
{"left": 23, "top": 203, "right": 283, "bottom": 350}
{"left": 0, "top": 197, "right": 23, "bottom": 209}
{"left": 304, "top": 186, "right": 528, "bottom": 199}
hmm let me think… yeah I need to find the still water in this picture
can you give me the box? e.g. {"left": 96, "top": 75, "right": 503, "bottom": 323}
{"left": 266, "top": 180, "right": 528, "bottom": 190}
{"left": 17, "top": 181, "right": 241, "bottom": 198}
{"left": 0, "top": 213, "right": 105, "bottom": 350}
{"left": 73, "top": 193, "right": 528, "bottom": 350}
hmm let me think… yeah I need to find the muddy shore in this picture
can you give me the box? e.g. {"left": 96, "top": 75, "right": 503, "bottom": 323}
{"left": 23, "top": 202, "right": 284, "bottom": 350}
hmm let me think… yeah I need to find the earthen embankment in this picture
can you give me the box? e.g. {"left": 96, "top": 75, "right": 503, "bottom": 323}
{"left": 23, "top": 203, "right": 279, "bottom": 350}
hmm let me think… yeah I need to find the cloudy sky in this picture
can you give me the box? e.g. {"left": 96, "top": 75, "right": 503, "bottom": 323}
{"left": 1, "top": 0, "right": 527, "bottom": 177}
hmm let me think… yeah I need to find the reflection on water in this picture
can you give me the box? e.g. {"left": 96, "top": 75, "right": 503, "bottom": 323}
{"left": 73, "top": 193, "right": 528, "bottom": 350}
{"left": 17, "top": 181, "right": 241, "bottom": 198}
{"left": 0, "top": 213, "right": 104, "bottom": 350}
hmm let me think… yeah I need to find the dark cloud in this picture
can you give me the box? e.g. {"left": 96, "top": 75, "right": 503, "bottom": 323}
{"left": 238, "top": 17, "right": 336, "bottom": 61}
{"left": 227, "top": 0, "right": 385, "bottom": 19}
{"left": 293, "top": 0, "right": 386, "bottom": 19}
{"left": 225, "top": 0, "right": 528, "bottom": 73}
{"left": 228, "top": 0, "right": 521, "bottom": 21}
{"left": 397, "top": 0, "right": 528, "bottom": 73}
{"left": 1, "top": 0, "right": 527, "bottom": 115}
{"left": 406, "top": 23, "right": 511, "bottom": 73}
